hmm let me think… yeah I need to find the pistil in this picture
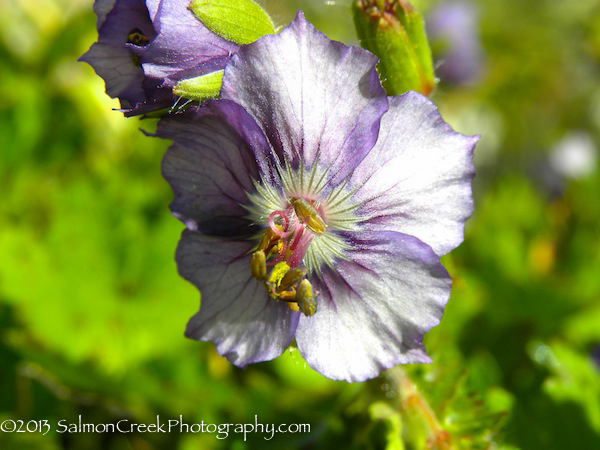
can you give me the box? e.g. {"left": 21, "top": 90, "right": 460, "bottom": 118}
{"left": 250, "top": 197, "right": 326, "bottom": 316}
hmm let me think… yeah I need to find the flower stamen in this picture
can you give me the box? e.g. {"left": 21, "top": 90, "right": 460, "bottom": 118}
{"left": 251, "top": 249, "right": 267, "bottom": 280}
{"left": 127, "top": 28, "right": 150, "bottom": 47}
{"left": 127, "top": 28, "right": 150, "bottom": 67}
{"left": 277, "top": 268, "right": 307, "bottom": 293}
{"left": 296, "top": 279, "right": 317, "bottom": 317}
{"left": 250, "top": 196, "right": 329, "bottom": 316}
{"left": 269, "top": 239, "right": 288, "bottom": 266}
{"left": 291, "top": 197, "right": 327, "bottom": 234}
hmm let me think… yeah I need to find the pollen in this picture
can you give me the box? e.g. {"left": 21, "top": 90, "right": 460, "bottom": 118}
{"left": 251, "top": 256, "right": 316, "bottom": 316}
{"left": 244, "top": 160, "right": 362, "bottom": 314}
{"left": 249, "top": 195, "right": 328, "bottom": 316}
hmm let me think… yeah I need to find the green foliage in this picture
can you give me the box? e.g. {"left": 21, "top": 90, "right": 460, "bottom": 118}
{"left": 190, "top": 0, "right": 275, "bottom": 45}
{"left": 1, "top": 0, "right": 600, "bottom": 449}
{"left": 173, "top": 70, "right": 224, "bottom": 102}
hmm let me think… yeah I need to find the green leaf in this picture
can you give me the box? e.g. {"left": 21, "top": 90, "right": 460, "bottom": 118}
{"left": 173, "top": 70, "right": 224, "bottom": 101}
{"left": 190, "top": 0, "right": 275, "bottom": 45}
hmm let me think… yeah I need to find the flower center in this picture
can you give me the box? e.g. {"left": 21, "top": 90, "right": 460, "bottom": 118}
{"left": 250, "top": 197, "right": 325, "bottom": 316}
{"left": 244, "top": 160, "right": 364, "bottom": 316}
{"left": 127, "top": 28, "right": 150, "bottom": 67}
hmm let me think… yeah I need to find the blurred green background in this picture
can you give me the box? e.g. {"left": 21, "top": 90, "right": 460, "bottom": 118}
{"left": 1, "top": 0, "right": 599, "bottom": 448}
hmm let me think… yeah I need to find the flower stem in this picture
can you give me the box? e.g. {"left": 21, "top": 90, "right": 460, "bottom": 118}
{"left": 390, "top": 367, "right": 456, "bottom": 450}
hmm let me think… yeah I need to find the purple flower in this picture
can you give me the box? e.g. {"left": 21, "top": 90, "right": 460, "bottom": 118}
{"left": 80, "top": 0, "right": 238, "bottom": 115}
{"left": 160, "top": 12, "right": 477, "bottom": 382}
{"left": 427, "top": 1, "right": 483, "bottom": 85}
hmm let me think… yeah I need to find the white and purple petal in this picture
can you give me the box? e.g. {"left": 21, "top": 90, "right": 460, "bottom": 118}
{"left": 177, "top": 232, "right": 299, "bottom": 366}
{"left": 221, "top": 11, "right": 389, "bottom": 186}
{"left": 296, "top": 231, "right": 451, "bottom": 382}
{"left": 93, "top": 0, "right": 118, "bottom": 29}
{"left": 160, "top": 100, "right": 269, "bottom": 237}
{"left": 140, "top": 0, "right": 239, "bottom": 87}
{"left": 349, "top": 92, "right": 477, "bottom": 256}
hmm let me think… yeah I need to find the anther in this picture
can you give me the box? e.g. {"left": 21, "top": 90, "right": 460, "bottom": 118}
{"left": 251, "top": 250, "right": 267, "bottom": 280}
{"left": 291, "top": 198, "right": 327, "bottom": 234}
{"left": 278, "top": 290, "right": 297, "bottom": 302}
{"left": 251, "top": 198, "right": 326, "bottom": 315}
{"left": 287, "top": 302, "right": 300, "bottom": 312}
{"left": 277, "top": 268, "right": 307, "bottom": 293}
{"left": 268, "top": 261, "right": 291, "bottom": 285}
{"left": 296, "top": 279, "right": 317, "bottom": 317}
{"left": 257, "top": 227, "right": 277, "bottom": 252}
{"left": 126, "top": 28, "right": 150, "bottom": 67}
{"left": 127, "top": 28, "right": 150, "bottom": 46}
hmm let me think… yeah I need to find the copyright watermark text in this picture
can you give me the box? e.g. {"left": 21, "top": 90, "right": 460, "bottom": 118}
{"left": 1, "top": 415, "right": 310, "bottom": 441}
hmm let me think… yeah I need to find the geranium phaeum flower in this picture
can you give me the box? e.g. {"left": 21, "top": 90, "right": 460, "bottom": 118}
{"left": 160, "top": 12, "right": 477, "bottom": 382}
{"left": 80, "top": 0, "right": 238, "bottom": 115}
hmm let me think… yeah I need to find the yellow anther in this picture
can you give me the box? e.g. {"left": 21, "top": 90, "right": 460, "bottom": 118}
{"left": 279, "top": 290, "right": 297, "bottom": 301}
{"left": 258, "top": 227, "right": 277, "bottom": 251}
{"left": 306, "top": 214, "right": 327, "bottom": 235}
{"left": 126, "top": 28, "right": 150, "bottom": 66}
{"left": 277, "top": 268, "right": 307, "bottom": 293}
{"left": 251, "top": 250, "right": 267, "bottom": 280}
{"left": 273, "top": 239, "right": 285, "bottom": 257}
{"left": 296, "top": 279, "right": 317, "bottom": 317}
{"left": 288, "top": 302, "right": 300, "bottom": 312}
{"left": 268, "top": 261, "right": 291, "bottom": 285}
{"left": 127, "top": 28, "right": 150, "bottom": 46}
{"left": 291, "top": 197, "right": 327, "bottom": 234}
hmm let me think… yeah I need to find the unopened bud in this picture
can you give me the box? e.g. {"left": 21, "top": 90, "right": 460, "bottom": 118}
{"left": 353, "top": 0, "right": 435, "bottom": 96}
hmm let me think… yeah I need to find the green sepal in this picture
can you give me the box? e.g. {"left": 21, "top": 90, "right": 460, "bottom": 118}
{"left": 352, "top": 0, "right": 435, "bottom": 96}
{"left": 173, "top": 70, "right": 224, "bottom": 102}
{"left": 393, "top": 0, "right": 435, "bottom": 83}
{"left": 189, "top": 0, "right": 275, "bottom": 45}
